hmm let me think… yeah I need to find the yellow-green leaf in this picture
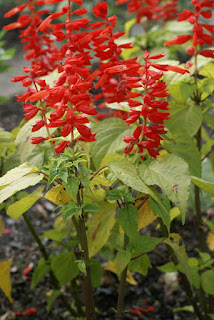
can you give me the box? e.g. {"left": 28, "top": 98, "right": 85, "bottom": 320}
{"left": 0, "top": 172, "right": 43, "bottom": 204}
{"left": 85, "top": 175, "right": 111, "bottom": 204}
{"left": 191, "top": 176, "right": 214, "bottom": 197}
{"left": 104, "top": 261, "right": 137, "bottom": 285}
{"left": 45, "top": 185, "right": 72, "bottom": 205}
{"left": 137, "top": 197, "right": 157, "bottom": 230}
{"left": 87, "top": 203, "right": 116, "bottom": 257}
{"left": 0, "top": 162, "right": 36, "bottom": 187}
{"left": 0, "top": 259, "right": 13, "bottom": 303}
{"left": 207, "top": 232, "right": 214, "bottom": 251}
{"left": 115, "top": 250, "right": 131, "bottom": 274}
{"left": 7, "top": 186, "right": 44, "bottom": 220}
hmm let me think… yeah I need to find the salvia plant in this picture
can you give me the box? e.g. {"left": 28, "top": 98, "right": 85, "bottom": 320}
{"left": 0, "top": 0, "right": 213, "bottom": 319}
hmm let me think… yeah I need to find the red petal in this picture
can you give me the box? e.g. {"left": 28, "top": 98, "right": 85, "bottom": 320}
{"left": 4, "top": 4, "right": 27, "bottom": 18}
{"left": 72, "top": 8, "right": 88, "bottom": 15}
{"left": 164, "top": 35, "right": 192, "bottom": 46}
{"left": 199, "top": 49, "right": 214, "bottom": 58}
{"left": 28, "top": 90, "right": 49, "bottom": 102}
{"left": 3, "top": 22, "right": 22, "bottom": 31}
{"left": 149, "top": 53, "right": 165, "bottom": 59}
{"left": 30, "top": 137, "right": 46, "bottom": 144}
{"left": 76, "top": 124, "right": 92, "bottom": 138}
{"left": 55, "top": 141, "right": 68, "bottom": 153}
{"left": 12, "top": 75, "right": 28, "bottom": 82}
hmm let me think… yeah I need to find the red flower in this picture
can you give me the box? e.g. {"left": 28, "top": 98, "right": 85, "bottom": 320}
{"left": 164, "top": 34, "right": 192, "bottom": 46}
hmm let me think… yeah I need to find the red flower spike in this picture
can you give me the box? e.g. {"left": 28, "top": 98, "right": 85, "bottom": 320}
{"left": 165, "top": 0, "right": 213, "bottom": 61}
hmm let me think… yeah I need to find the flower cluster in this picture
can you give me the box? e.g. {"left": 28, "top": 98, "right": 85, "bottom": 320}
{"left": 116, "top": 0, "right": 178, "bottom": 24}
{"left": 5, "top": 0, "right": 99, "bottom": 154}
{"left": 5, "top": 0, "right": 189, "bottom": 160}
{"left": 164, "top": 0, "right": 214, "bottom": 58}
{"left": 90, "top": 1, "right": 139, "bottom": 121}
{"left": 123, "top": 50, "right": 189, "bottom": 159}
{"left": 4, "top": 0, "right": 58, "bottom": 75}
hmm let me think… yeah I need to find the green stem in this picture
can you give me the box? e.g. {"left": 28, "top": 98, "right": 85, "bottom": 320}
{"left": 195, "top": 127, "right": 206, "bottom": 252}
{"left": 158, "top": 219, "right": 205, "bottom": 320}
{"left": 23, "top": 213, "right": 77, "bottom": 317}
{"left": 116, "top": 233, "right": 129, "bottom": 320}
{"left": 79, "top": 213, "right": 96, "bottom": 320}
{"left": 199, "top": 286, "right": 208, "bottom": 320}
{"left": 71, "top": 279, "right": 83, "bottom": 315}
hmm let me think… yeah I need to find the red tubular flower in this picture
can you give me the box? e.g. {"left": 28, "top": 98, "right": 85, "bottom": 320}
{"left": 55, "top": 141, "right": 69, "bottom": 153}
{"left": 165, "top": 0, "right": 214, "bottom": 57}
{"left": 30, "top": 137, "right": 46, "bottom": 144}
{"left": 117, "top": 0, "right": 178, "bottom": 24}
{"left": 164, "top": 34, "right": 192, "bottom": 46}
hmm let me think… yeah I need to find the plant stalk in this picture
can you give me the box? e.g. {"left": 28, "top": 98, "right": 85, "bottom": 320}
{"left": 194, "top": 127, "right": 206, "bottom": 252}
{"left": 79, "top": 213, "right": 96, "bottom": 320}
{"left": 158, "top": 218, "right": 205, "bottom": 320}
{"left": 23, "top": 213, "right": 77, "bottom": 317}
{"left": 116, "top": 233, "right": 129, "bottom": 320}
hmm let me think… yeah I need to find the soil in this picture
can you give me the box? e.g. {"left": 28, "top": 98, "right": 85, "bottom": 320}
{"left": 1, "top": 204, "right": 198, "bottom": 320}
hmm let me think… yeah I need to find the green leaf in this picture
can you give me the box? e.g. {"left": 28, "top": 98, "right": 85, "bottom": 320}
{"left": 201, "top": 270, "right": 214, "bottom": 295}
{"left": 15, "top": 117, "right": 54, "bottom": 166}
{"left": 47, "top": 290, "right": 61, "bottom": 313}
{"left": 118, "top": 205, "right": 139, "bottom": 239}
{"left": 115, "top": 250, "right": 131, "bottom": 274}
{"left": 166, "top": 101, "right": 203, "bottom": 138}
{"left": 51, "top": 253, "right": 79, "bottom": 286}
{"left": 128, "top": 253, "right": 151, "bottom": 276}
{"left": 173, "top": 306, "right": 194, "bottom": 313}
{"left": 6, "top": 186, "right": 44, "bottom": 220}
{"left": 82, "top": 203, "right": 100, "bottom": 213}
{"left": 63, "top": 203, "right": 82, "bottom": 221}
{"left": 165, "top": 234, "right": 192, "bottom": 286}
{"left": 168, "top": 81, "right": 196, "bottom": 103}
{"left": 64, "top": 176, "right": 79, "bottom": 201}
{"left": 41, "top": 230, "right": 67, "bottom": 242}
{"left": 199, "top": 62, "right": 214, "bottom": 79}
{"left": 149, "top": 195, "right": 170, "bottom": 233}
{"left": 76, "top": 260, "right": 86, "bottom": 275}
{"left": 31, "top": 258, "right": 51, "bottom": 289}
{"left": 163, "top": 135, "right": 201, "bottom": 177}
{"left": 191, "top": 176, "right": 214, "bottom": 197}
{"left": 90, "top": 118, "right": 132, "bottom": 169}
{"left": 0, "top": 128, "right": 13, "bottom": 145}
{"left": 158, "top": 262, "right": 177, "bottom": 273}
{"left": 90, "top": 258, "right": 102, "bottom": 288}
{"left": 203, "top": 113, "right": 214, "bottom": 130}
{"left": 139, "top": 154, "right": 191, "bottom": 222}
{"left": 205, "top": 221, "right": 214, "bottom": 233}
{"left": 131, "top": 235, "right": 164, "bottom": 254}
{"left": 87, "top": 203, "right": 116, "bottom": 257}
{"left": 0, "top": 171, "right": 43, "bottom": 204}
{"left": 108, "top": 155, "right": 159, "bottom": 201}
